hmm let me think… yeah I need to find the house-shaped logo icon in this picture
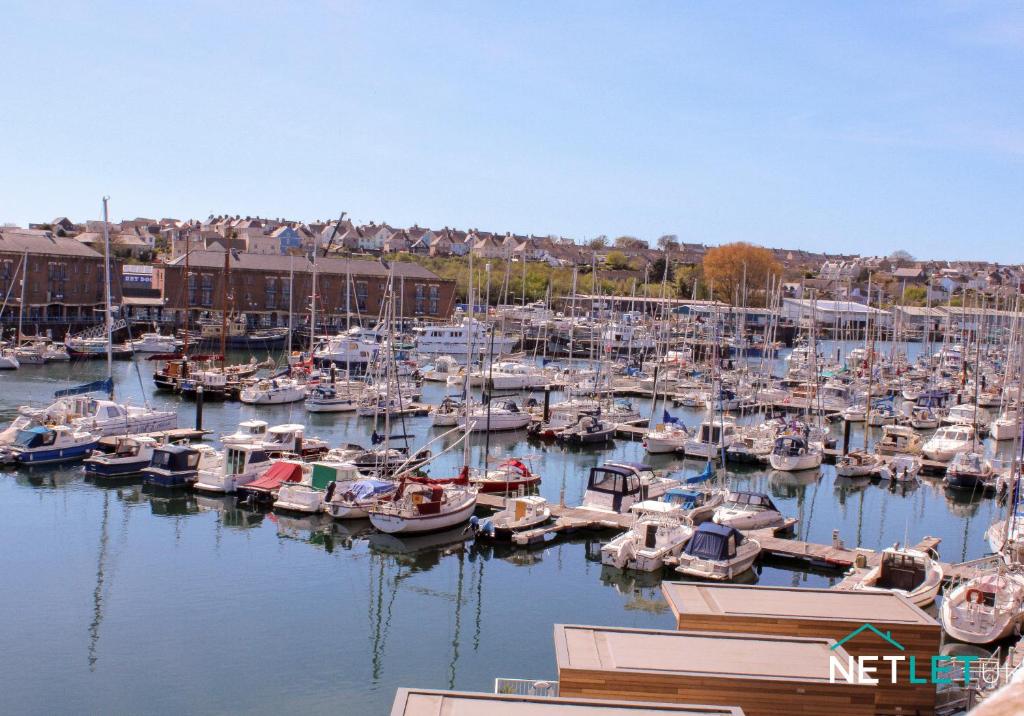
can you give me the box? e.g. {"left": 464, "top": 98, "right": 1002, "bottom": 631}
{"left": 831, "top": 623, "right": 905, "bottom": 651}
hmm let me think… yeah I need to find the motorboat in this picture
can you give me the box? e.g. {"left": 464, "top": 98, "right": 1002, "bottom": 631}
{"left": 304, "top": 384, "right": 361, "bottom": 412}
{"left": 854, "top": 545, "right": 944, "bottom": 607}
{"left": 192, "top": 444, "right": 273, "bottom": 494}
{"left": 260, "top": 424, "right": 329, "bottom": 460}
{"left": 412, "top": 317, "right": 518, "bottom": 357}
{"left": 922, "top": 425, "right": 975, "bottom": 462}
{"left": 0, "top": 348, "right": 20, "bottom": 370}
{"left": 429, "top": 396, "right": 464, "bottom": 427}
{"left": 84, "top": 436, "right": 158, "bottom": 477}
{"left": 867, "top": 403, "right": 897, "bottom": 426}
{"left": 683, "top": 417, "right": 738, "bottom": 460}
{"left": 875, "top": 425, "right": 923, "bottom": 456}
{"left": 600, "top": 502, "right": 694, "bottom": 571}
{"left": 0, "top": 425, "right": 97, "bottom": 465}
{"left": 841, "top": 404, "right": 866, "bottom": 423}
{"left": 941, "top": 572, "right": 1024, "bottom": 644}
{"left": 275, "top": 460, "right": 355, "bottom": 514}
{"left": 835, "top": 451, "right": 883, "bottom": 478}
{"left": 17, "top": 396, "right": 176, "bottom": 437}
{"left": 312, "top": 327, "right": 383, "bottom": 373}
{"left": 221, "top": 419, "right": 269, "bottom": 445}
{"left": 554, "top": 414, "right": 615, "bottom": 445}
{"left": 876, "top": 454, "right": 922, "bottom": 482}
{"left": 239, "top": 377, "right": 307, "bottom": 405}
{"left": 661, "top": 486, "right": 726, "bottom": 525}
{"left": 367, "top": 477, "right": 477, "bottom": 535}
{"left": 142, "top": 444, "right": 218, "bottom": 488}
{"left": 130, "top": 332, "right": 181, "bottom": 353}
{"left": 942, "top": 403, "right": 990, "bottom": 429}
{"left": 581, "top": 462, "right": 680, "bottom": 514}
{"left": 470, "top": 496, "right": 551, "bottom": 541}
{"left": 768, "top": 434, "right": 822, "bottom": 472}
{"left": 712, "top": 491, "right": 784, "bottom": 530}
{"left": 356, "top": 393, "right": 416, "bottom": 418}
{"left": 13, "top": 342, "right": 47, "bottom": 365}
{"left": 468, "top": 458, "right": 541, "bottom": 493}
{"left": 237, "top": 459, "right": 308, "bottom": 507}
{"left": 462, "top": 400, "right": 531, "bottom": 432}
{"left": 421, "top": 355, "right": 462, "bottom": 382}
{"left": 944, "top": 451, "right": 995, "bottom": 492}
{"left": 643, "top": 421, "right": 691, "bottom": 455}
{"left": 674, "top": 522, "right": 760, "bottom": 581}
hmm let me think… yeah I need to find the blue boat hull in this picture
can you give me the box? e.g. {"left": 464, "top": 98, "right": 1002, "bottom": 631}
{"left": 85, "top": 458, "right": 152, "bottom": 477}
{"left": 142, "top": 468, "right": 197, "bottom": 488}
{"left": 13, "top": 443, "right": 97, "bottom": 465}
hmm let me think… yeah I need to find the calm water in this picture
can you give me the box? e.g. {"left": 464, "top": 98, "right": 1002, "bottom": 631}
{"left": 0, "top": 343, "right": 1007, "bottom": 714}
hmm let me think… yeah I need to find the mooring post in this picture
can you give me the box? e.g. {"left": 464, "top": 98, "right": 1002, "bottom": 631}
{"left": 842, "top": 418, "right": 851, "bottom": 455}
{"left": 195, "top": 385, "right": 204, "bottom": 431}
{"left": 330, "top": 363, "right": 337, "bottom": 386}
{"left": 543, "top": 386, "right": 551, "bottom": 422}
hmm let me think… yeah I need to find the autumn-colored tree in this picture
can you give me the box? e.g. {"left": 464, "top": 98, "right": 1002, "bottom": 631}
{"left": 604, "top": 250, "right": 632, "bottom": 270}
{"left": 701, "top": 242, "right": 782, "bottom": 306}
{"left": 614, "top": 235, "right": 647, "bottom": 251}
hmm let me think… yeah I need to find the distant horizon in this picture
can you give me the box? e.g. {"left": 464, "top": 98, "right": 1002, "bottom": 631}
{"left": 2, "top": 2, "right": 1021, "bottom": 262}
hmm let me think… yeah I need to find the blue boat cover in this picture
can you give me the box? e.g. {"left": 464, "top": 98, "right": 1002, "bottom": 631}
{"left": 686, "top": 463, "right": 715, "bottom": 484}
{"left": 15, "top": 426, "right": 51, "bottom": 447}
{"left": 684, "top": 523, "right": 744, "bottom": 560}
{"left": 349, "top": 480, "right": 395, "bottom": 500}
{"left": 54, "top": 378, "right": 114, "bottom": 398}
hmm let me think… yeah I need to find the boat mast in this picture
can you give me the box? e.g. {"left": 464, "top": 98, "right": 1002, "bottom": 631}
{"left": 287, "top": 255, "right": 294, "bottom": 353}
{"left": 309, "top": 241, "right": 318, "bottom": 357}
{"left": 17, "top": 249, "right": 27, "bottom": 347}
{"left": 182, "top": 237, "right": 191, "bottom": 357}
{"left": 220, "top": 247, "right": 229, "bottom": 368}
{"left": 863, "top": 273, "right": 874, "bottom": 452}
{"left": 101, "top": 197, "right": 114, "bottom": 398}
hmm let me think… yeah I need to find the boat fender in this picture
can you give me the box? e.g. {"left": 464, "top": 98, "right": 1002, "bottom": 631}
{"left": 798, "top": 448, "right": 806, "bottom": 456}
{"left": 966, "top": 588, "right": 986, "bottom": 605}
{"left": 468, "top": 515, "right": 479, "bottom": 533}
{"left": 324, "top": 482, "right": 336, "bottom": 502}
{"left": 482, "top": 519, "right": 494, "bottom": 537}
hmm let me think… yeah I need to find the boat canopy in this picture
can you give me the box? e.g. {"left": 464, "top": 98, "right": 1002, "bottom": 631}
{"left": 150, "top": 445, "right": 200, "bottom": 471}
{"left": 684, "top": 523, "right": 746, "bottom": 560}
{"left": 773, "top": 435, "right": 808, "bottom": 455}
{"left": 345, "top": 479, "right": 395, "bottom": 500}
{"left": 245, "top": 461, "right": 303, "bottom": 491}
{"left": 663, "top": 488, "right": 702, "bottom": 509}
{"left": 15, "top": 426, "right": 54, "bottom": 448}
{"left": 725, "top": 491, "right": 779, "bottom": 511}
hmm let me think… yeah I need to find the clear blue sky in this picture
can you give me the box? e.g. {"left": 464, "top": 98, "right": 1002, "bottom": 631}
{"left": 2, "top": 2, "right": 1021, "bottom": 261}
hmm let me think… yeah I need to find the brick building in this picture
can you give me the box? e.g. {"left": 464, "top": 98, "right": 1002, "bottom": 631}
{"left": 156, "top": 251, "right": 456, "bottom": 328}
{"left": 0, "top": 228, "right": 121, "bottom": 331}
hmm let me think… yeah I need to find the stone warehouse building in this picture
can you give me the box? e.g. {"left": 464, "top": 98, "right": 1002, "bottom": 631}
{"left": 156, "top": 252, "right": 456, "bottom": 327}
{"left": 0, "top": 228, "right": 122, "bottom": 333}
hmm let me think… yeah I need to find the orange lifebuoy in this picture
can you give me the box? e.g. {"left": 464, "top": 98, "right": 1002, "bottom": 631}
{"left": 966, "top": 588, "right": 986, "bottom": 605}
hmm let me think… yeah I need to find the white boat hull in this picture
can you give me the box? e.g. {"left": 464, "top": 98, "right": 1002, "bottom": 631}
{"left": 369, "top": 495, "right": 477, "bottom": 535}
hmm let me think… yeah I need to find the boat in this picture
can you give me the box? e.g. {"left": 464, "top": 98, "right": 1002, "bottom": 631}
{"left": 429, "top": 396, "right": 463, "bottom": 427}
{"left": 367, "top": 474, "right": 478, "bottom": 535}
{"left": 835, "top": 451, "right": 883, "bottom": 477}
{"left": 239, "top": 377, "right": 307, "bottom": 405}
{"left": 942, "top": 403, "right": 990, "bottom": 429}
{"left": 260, "top": 424, "right": 329, "bottom": 460}
{"left": 412, "top": 317, "right": 518, "bottom": 357}
{"left": 0, "top": 348, "right": 20, "bottom": 369}
{"left": 725, "top": 424, "right": 776, "bottom": 465}
{"left": 909, "top": 407, "right": 940, "bottom": 430}
{"left": 273, "top": 460, "right": 344, "bottom": 514}
{"left": 468, "top": 458, "right": 541, "bottom": 493}
{"left": 600, "top": 501, "right": 694, "bottom": 571}
{"left": 943, "top": 451, "right": 995, "bottom": 492}
{"left": 304, "top": 384, "right": 361, "bottom": 413}
{"left": 643, "top": 413, "right": 691, "bottom": 455}
{"left": 462, "top": 400, "right": 531, "bottom": 432}
{"left": 581, "top": 462, "right": 680, "bottom": 514}
{"left": 0, "top": 425, "right": 98, "bottom": 465}
{"left": 768, "top": 434, "right": 822, "bottom": 472}
{"left": 237, "top": 459, "right": 308, "bottom": 507}
{"left": 661, "top": 486, "right": 726, "bottom": 524}
{"left": 554, "top": 414, "right": 615, "bottom": 445}
{"left": 65, "top": 336, "right": 135, "bottom": 360}
{"left": 324, "top": 472, "right": 397, "bottom": 519}
{"left": 876, "top": 454, "right": 922, "bottom": 482}
{"left": 192, "top": 444, "right": 273, "bottom": 494}
{"left": 421, "top": 355, "right": 462, "bottom": 382}
{"left": 674, "top": 522, "right": 760, "bottom": 581}
{"left": 875, "top": 424, "right": 923, "bottom": 456}
{"left": 130, "top": 332, "right": 181, "bottom": 353}
{"left": 470, "top": 495, "right": 551, "bottom": 541}
{"left": 712, "top": 490, "right": 784, "bottom": 530}
{"left": 941, "top": 572, "right": 1024, "bottom": 644}
{"left": 841, "top": 404, "right": 866, "bottom": 423}
{"left": 986, "top": 499, "right": 1024, "bottom": 565}
{"left": 221, "top": 419, "right": 269, "bottom": 445}
{"left": 312, "top": 327, "right": 383, "bottom": 373}
{"left": 84, "top": 436, "right": 158, "bottom": 477}
{"left": 683, "top": 417, "right": 738, "bottom": 460}
{"left": 922, "top": 425, "right": 975, "bottom": 462}
{"left": 990, "top": 410, "right": 1020, "bottom": 441}
{"left": 854, "top": 545, "right": 944, "bottom": 607}
{"left": 17, "top": 395, "right": 176, "bottom": 438}
{"left": 142, "top": 444, "right": 216, "bottom": 488}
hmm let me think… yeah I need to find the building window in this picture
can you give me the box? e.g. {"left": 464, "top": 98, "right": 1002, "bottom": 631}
{"left": 265, "top": 277, "right": 277, "bottom": 308}
{"left": 201, "top": 275, "right": 213, "bottom": 307}
{"left": 280, "top": 282, "right": 291, "bottom": 311}
{"left": 414, "top": 284, "right": 425, "bottom": 314}
{"left": 356, "top": 281, "right": 368, "bottom": 311}
{"left": 187, "top": 274, "right": 197, "bottom": 306}
{"left": 429, "top": 285, "right": 439, "bottom": 315}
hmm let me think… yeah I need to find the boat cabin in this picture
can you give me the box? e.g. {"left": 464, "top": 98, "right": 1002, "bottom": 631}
{"left": 772, "top": 435, "right": 808, "bottom": 456}
{"left": 683, "top": 523, "right": 748, "bottom": 562}
{"left": 225, "top": 444, "right": 271, "bottom": 475}
{"left": 149, "top": 445, "right": 201, "bottom": 472}
{"left": 263, "top": 424, "right": 305, "bottom": 454}
{"left": 722, "top": 491, "right": 778, "bottom": 514}
{"left": 697, "top": 420, "right": 736, "bottom": 445}
{"left": 583, "top": 462, "right": 658, "bottom": 513}
{"left": 110, "top": 436, "right": 156, "bottom": 457}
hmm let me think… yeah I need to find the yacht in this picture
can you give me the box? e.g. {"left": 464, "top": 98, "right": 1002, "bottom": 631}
{"left": 601, "top": 502, "right": 694, "bottom": 571}
{"left": 768, "top": 434, "right": 822, "bottom": 472}
{"left": 462, "top": 400, "right": 531, "bottom": 432}
{"left": 239, "top": 377, "right": 307, "bottom": 405}
{"left": 643, "top": 422, "right": 691, "bottom": 455}
{"left": 555, "top": 414, "right": 615, "bottom": 445}
{"left": 922, "top": 425, "right": 975, "bottom": 462}
{"left": 130, "top": 332, "right": 181, "bottom": 353}
{"left": 260, "top": 424, "right": 329, "bottom": 460}
{"left": 221, "top": 419, "right": 269, "bottom": 445}
{"left": 367, "top": 479, "right": 477, "bottom": 535}
{"left": 941, "top": 572, "right": 1024, "bottom": 644}
{"left": 84, "top": 436, "right": 158, "bottom": 477}
{"left": 0, "top": 425, "right": 98, "bottom": 465}
{"left": 312, "top": 327, "right": 383, "bottom": 373}
{"left": 683, "top": 417, "right": 738, "bottom": 460}
{"left": 324, "top": 471, "right": 396, "bottom": 519}
{"left": 412, "top": 318, "right": 518, "bottom": 357}
{"left": 141, "top": 444, "right": 220, "bottom": 488}
{"left": 942, "top": 403, "right": 990, "bottom": 429}
{"left": 875, "top": 425, "right": 923, "bottom": 455}
{"left": 470, "top": 495, "right": 551, "bottom": 541}
{"left": 674, "top": 522, "right": 760, "bottom": 581}
{"left": 835, "top": 451, "right": 882, "bottom": 478}
{"left": 16, "top": 396, "right": 176, "bottom": 437}
{"left": 854, "top": 545, "right": 944, "bottom": 607}
{"left": 908, "top": 407, "right": 940, "bottom": 430}
{"left": 581, "top": 462, "right": 680, "bottom": 514}
{"left": 192, "top": 444, "right": 273, "bottom": 494}
{"left": 421, "top": 355, "right": 462, "bottom": 382}
{"left": 712, "top": 491, "right": 784, "bottom": 530}
{"left": 725, "top": 424, "right": 776, "bottom": 465}
{"left": 304, "top": 384, "right": 362, "bottom": 412}
{"left": 0, "top": 348, "right": 20, "bottom": 370}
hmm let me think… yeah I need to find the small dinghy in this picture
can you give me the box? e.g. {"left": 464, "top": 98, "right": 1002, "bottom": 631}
{"left": 600, "top": 501, "right": 694, "bottom": 572}
{"left": 712, "top": 490, "right": 784, "bottom": 530}
{"left": 470, "top": 495, "right": 551, "bottom": 541}
{"left": 854, "top": 544, "right": 944, "bottom": 607}
{"left": 674, "top": 522, "right": 760, "bottom": 581}
{"left": 876, "top": 454, "right": 921, "bottom": 482}
{"left": 835, "top": 450, "right": 882, "bottom": 477}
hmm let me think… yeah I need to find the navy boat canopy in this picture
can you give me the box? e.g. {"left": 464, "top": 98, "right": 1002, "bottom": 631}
{"left": 684, "top": 523, "right": 745, "bottom": 561}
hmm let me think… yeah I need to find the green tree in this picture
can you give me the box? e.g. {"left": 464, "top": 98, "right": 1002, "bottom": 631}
{"left": 605, "top": 250, "right": 631, "bottom": 270}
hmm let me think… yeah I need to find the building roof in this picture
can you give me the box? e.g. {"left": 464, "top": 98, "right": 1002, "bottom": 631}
{"left": 0, "top": 229, "right": 104, "bottom": 258}
{"left": 164, "top": 251, "right": 445, "bottom": 281}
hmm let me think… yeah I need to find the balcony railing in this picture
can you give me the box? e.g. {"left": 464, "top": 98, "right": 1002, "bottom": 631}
{"left": 493, "top": 679, "right": 559, "bottom": 697}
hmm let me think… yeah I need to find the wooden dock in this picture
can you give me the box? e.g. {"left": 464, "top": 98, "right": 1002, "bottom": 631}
{"left": 96, "top": 427, "right": 209, "bottom": 450}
